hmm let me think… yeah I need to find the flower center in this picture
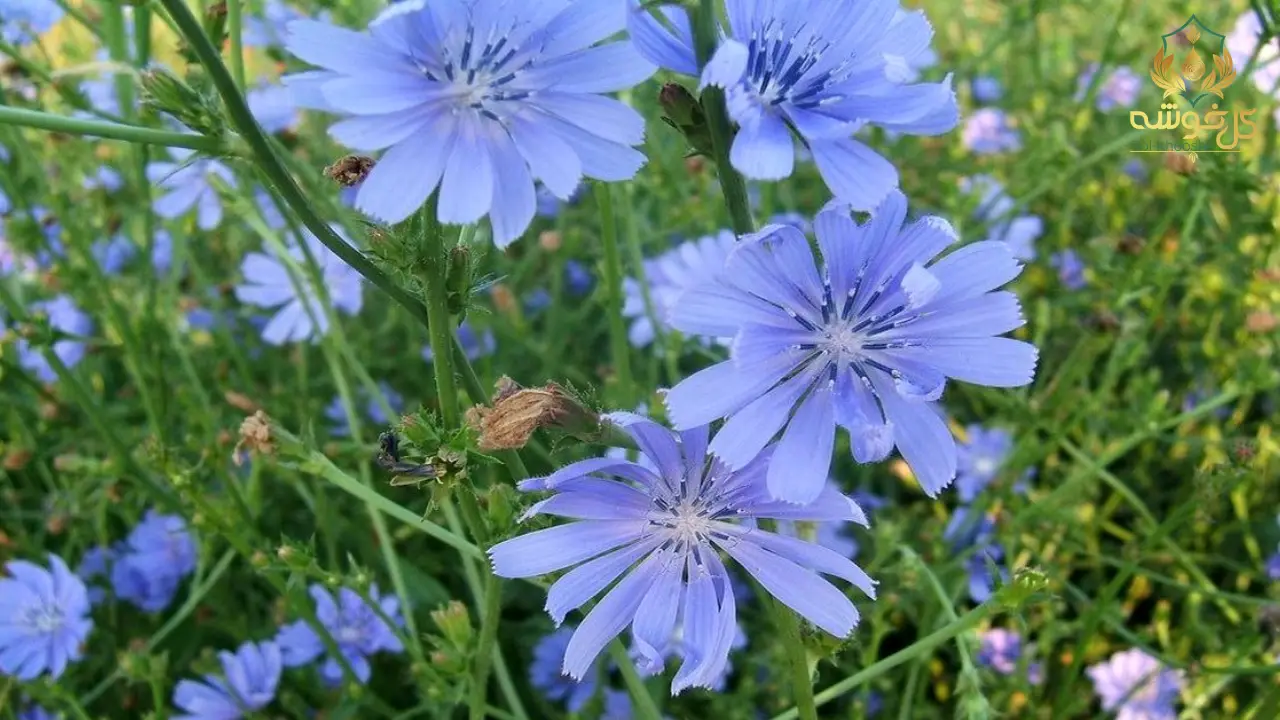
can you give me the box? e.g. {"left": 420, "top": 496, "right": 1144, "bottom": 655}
{"left": 336, "top": 625, "right": 363, "bottom": 645}
{"left": 25, "top": 604, "right": 64, "bottom": 633}
{"left": 743, "top": 24, "right": 833, "bottom": 108}
{"left": 821, "top": 320, "right": 866, "bottom": 359}
{"left": 667, "top": 501, "right": 714, "bottom": 545}
{"left": 973, "top": 457, "right": 998, "bottom": 477}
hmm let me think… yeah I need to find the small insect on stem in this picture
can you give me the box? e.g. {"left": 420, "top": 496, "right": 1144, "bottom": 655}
{"left": 376, "top": 431, "right": 438, "bottom": 487}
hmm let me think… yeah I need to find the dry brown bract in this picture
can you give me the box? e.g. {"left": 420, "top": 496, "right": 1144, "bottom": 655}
{"left": 466, "top": 378, "right": 595, "bottom": 451}
{"left": 233, "top": 410, "right": 274, "bottom": 464}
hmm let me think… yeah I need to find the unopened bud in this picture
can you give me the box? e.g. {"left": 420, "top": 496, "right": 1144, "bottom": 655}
{"left": 659, "top": 82, "right": 714, "bottom": 157}
{"left": 140, "top": 68, "right": 222, "bottom": 137}
{"left": 1163, "top": 151, "right": 1196, "bottom": 176}
{"left": 538, "top": 230, "right": 562, "bottom": 251}
{"left": 430, "top": 600, "right": 474, "bottom": 649}
{"left": 445, "top": 245, "right": 472, "bottom": 316}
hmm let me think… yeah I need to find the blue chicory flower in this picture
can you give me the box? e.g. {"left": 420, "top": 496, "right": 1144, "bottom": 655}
{"left": 1, "top": 0, "right": 63, "bottom": 45}
{"left": 530, "top": 627, "right": 601, "bottom": 713}
{"left": 1086, "top": 648, "right": 1182, "bottom": 720}
{"left": 325, "top": 381, "right": 405, "bottom": 436}
{"left": 110, "top": 511, "right": 198, "bottom": 613}
{"left": 242, "top": 0, "right": 307, "bottom": 48}
{"left": 1228, "top": 10, "right": 1280, "bottom": 93}
{"left": 489, "top": 412, "right": 876, "bottom": 693}
{"left": 275, "top": 584, "right": 405, "bottom": 685}
{"left": 17, "top": 295, "right": 94, "bottom": 383}
{"left": 977, "top": 628, "right": 1023, "bottom": 674}
{"left": 565, "top": 259, "right": 593, "bottom": 296}
{"left": 247, "top": 81, "right": 300, "bottom": 134}
{"left": 83, "top": 165, "right": 124, "bottom": 192}
{"left": 147, "top": 149, "right": 237, "bottom": 230}
{"left": 17, "top": 701, "right": 57, "bottom": 720}
{"left": 172, "top": 640, "right": 282, "bottom": 720}
{"left": 630, "top": 1, "right": 957, "bottom": 210}
{"left": 255, "top": 187, "right": 288, "bottom": 230}
{"left": 282, "top": 1, "right": 655, "bottom": 246}
{"left": 622, "top": 230, "right": 736, "bottom": 348}
{"left": 961, "top": 175, "right": 1042, "bottom": 261}
{"left": 1266, "top": 550, "right": 1280, "bottom": 580}
{"left": 1076, "top": 63, "right": 1142, "bottom": 111}
{"left": 665, "top": 193, "right": 1038, "bottom": 503}
{"left": 151, "top": 229, "right": 176, "bottom": 274}
{"left": 524, "top": 287, "right": 553, "bottom": 314}
{"left": 536, "top": 183, "right": 585, "bottom": 219}
{"left": 0, "top": 554, "right": 93, "bottom": 680}
{"left": 971, "top": 76, "right": 1002, "bottom": 103}
{"left": 423, "top": 321, "right": 495, "bottom": 363}
{"left": 76, "top": 546, "right": 116, "bottom": 606}
{"left": 768, "top": 212, "right": 812, "bottom": 235}
{"left": 962, "top": 108, "right": 1021, "bottom": 154}
{"left": 234, "top": 227, "right": 364, "bottom": 345}
{"left": 91, "top": 234, "right": 136, "bottom": 274}
{"left": 1049, "top": 249, "right": 1087, "bottom": 290}
{"left": 956, "top": 425, "right": 1020, "bottom": 502}
{"left": 944, "top": 507, "right": 1007, "bottom": 603}
{"left": 1122, "top": 158, "right": 1148, "bottom": 182}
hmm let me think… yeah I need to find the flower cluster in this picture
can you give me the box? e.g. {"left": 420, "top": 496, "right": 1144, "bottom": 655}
{"left": 79, "top": 510, "right": 199, "bottom": 613}
{"left": 275, "top": 584, "right": 406, "bottom": 685}
{"left": 622, "top": 230, "right": 735, "bottom": 348}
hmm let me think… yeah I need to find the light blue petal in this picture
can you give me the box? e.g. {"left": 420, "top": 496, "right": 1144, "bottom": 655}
{"left": 869, "top": 373, "right": 955, "bottom": 495}
{"left": 488, "top": 520, "right": 650, "bottom": 578}
{"left": 709, "top": 364, "right": 820, "bottom": 469}
{"left": 810, "top": 138, "right": 898, "bottom": 211}
{"left": 630, "top": 550, "right": 682, "bottom": 673}
{"left": 562, "top": 550, "right": 662, "bottom": 680}
{"left": 766, "top": 385, "right": 835, "bottom": 503}
{"left": 437, "top": 124, "right": 495, "bottom": 225}
{"left": 487, "top": 129, "right": 537, "bottom": 248}
{"left": 699, "top": 38, "right": 749, "bottom": 91}
{"left": 626, "top": 1, "right": 697, "bottom": 75}
{"left": 730, "top": 111, "right": 795, "bottom": 180}
{"left": 720, "top": 538, "right": 858, "bottom": 637}
{"left": 508, "top": 113, "right": 584, "bottom": 200}
{"left": 545, "top": 536, "right": 662, "bottom": 624}
{"left": 354, "top": 113, "right": 455, "bottom": 224}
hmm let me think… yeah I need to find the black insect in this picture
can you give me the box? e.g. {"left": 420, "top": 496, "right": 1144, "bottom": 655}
{"left": 376, "top": 431, "right": 438, "bottom": 484}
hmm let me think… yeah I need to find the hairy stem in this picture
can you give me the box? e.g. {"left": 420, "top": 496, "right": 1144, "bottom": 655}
{"left": 693, "top": 0, "right": 754, "bottom": 236}
{"left": 594, "top": 182, "right": 634, "bottom": 401}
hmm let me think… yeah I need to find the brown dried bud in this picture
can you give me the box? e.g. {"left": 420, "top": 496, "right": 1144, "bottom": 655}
{"left": 685, "top": 156, "right": 705, "bottom": 175}
{"left": 224, "top": 390, "right": 260, "bottom": 414}
{"left": 1163, "top": 151, "right": 1197, "bottom": 176}
{"left": 1117, "top": 233, "right": 1145, "bottom": 255}
{"left": 3, "top": 449, "right": 32, "bottom": 471}
{"left": 233, "top": 410, "right": 275, "bottom": 462}
{"left": 538, "top": 230, "right": 562, "bottom": 252}
{"left": 467, "top": 381, "right": 599, "bottom": 451}
{"left": 324, "top": 155, "right": 376, "bottom": 187}
{"left": 1246, "top": 311, "right": 1278, "bottom": 333}
{"left": 46, "top": 514, "right": 67, "bottom": 535}
{"left": 490, "top": 283, "right": 517, "bottom": 314}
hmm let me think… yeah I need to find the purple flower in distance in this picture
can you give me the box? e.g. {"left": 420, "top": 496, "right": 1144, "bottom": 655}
{"left": 248, "top": 81, "right": 299, "bottom": 134}
{"left": 1227, "top": 11, "right": 1280, "bottom": 93}
{"left": 235, "top": 227, "right": 364, "bottom": 345}
{"left": 536, "top": 183, "right": 584, "bottom": 219}
{"left": 665, "top": 193, "right": 1037, "bottom": 503}
{"left": 111, "top": 511, "right": 197, "bottom": 613}
{"left": 1076, "top": 64, "right": 1142, "bottom": 111}
{"left": 173, "top": 640, "right": 281, "bottom": 720}
{"left": 530, "top": 627, "right": 600, "bottom": 712}
{"left": 1087, "top": 648, "right": 1182, "bottom": 720}
{"left": 945, "top": 507, "right": 1007, "bottom": 603}
{"left": 283, "top": 1, "right": 655, "bottom": 247}
{"left": 325, "top": 381, "right": 405, "bottom": 436}
{"left": 275, "top": 584, "right": 404, "bottom": 685}
{"left": 565, "top": 260, "right": 593, "bottom": 296}
{"left": 489, "top": 413, "right": 876, "bottom": 694}
{"left": 977, "top": 628, "right": 1023, "bottom": 674}
{"left": 423, "top": 321, "right": 495, "bottom": 362}
{"left": 1050, "top": 249, "right": 1087, "bottom": 290}
{"left": 2, "top": 0, "right": 63, "bottom": 45}
{"left": 76, "top": 546, "right": 116, "bottom": 606}
{"left": 972, "top": 76, "right": 1002, "bottom": 103}
{"left": 961, "top": 175, "right": 1041, "bottom": 261}
{"left": 962, "top": 108, "right": 1020, "bottom": 154}
{"left": 17, "top": 295, "right": 94, "bottom": 383}
{"left": 630, "top": 1, "right": 957, "bottom": 210}
{"left": 956, "top": 425, "right": 1017, "bottom": 502}
{"left": 243, "top": 0, "right": 305, "bottom": 48}
{"left": 147, "top": 149, "right": 236, "bottom": 231}
{"left": 83, "top": 165, "right": 124, "bottom": 193}
{"left": 622, "top": 230, "right": 736, "bottom": 348}
{"left": 0, "top": 555, "right": 93, "bottom": 680}
{"left": 18, "top": 701, "right": 57, "bottom": 720}
{"left": 91, "top": 234, "right": 136, "bottom": 274}
{"left": 1266, "top": 550, "right": 1280, "bottom": 581}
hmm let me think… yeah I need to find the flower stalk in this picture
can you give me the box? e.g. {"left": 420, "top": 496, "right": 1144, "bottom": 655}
{"left": 594, "top": 182, "right": 635, "bottom": 402}
{"left": 693, "top": 0, "right": 754, "bottom": 236}
{"left": 0, "top": 106, "right": 222, "bottom": 151}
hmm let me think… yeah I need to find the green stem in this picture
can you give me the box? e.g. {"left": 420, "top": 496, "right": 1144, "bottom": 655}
{"left": 609, "top": 640, "right": 663, "bottom": 720}
{"left": 693, "top": 0, "right": 754, "bottom": 236}
{"left": 227, "top": 0, "right": 246, "bottom": 90}
{"left": 769, "top": 605, "right": 994, "bottom": 720}
{"left": 471, "top": 572, "right": 503, "bottom": 720}
{"left": 421, "top": 202, "right": 463, "bottom": 427}
{"left": 593, "top": 182, "right": 634, "bottom": 400}
{"left": 0, "top": 106, "right": 220, "bottom": 151}
{"left": 768, "top": 598, "right": 818, "bottom": 720}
